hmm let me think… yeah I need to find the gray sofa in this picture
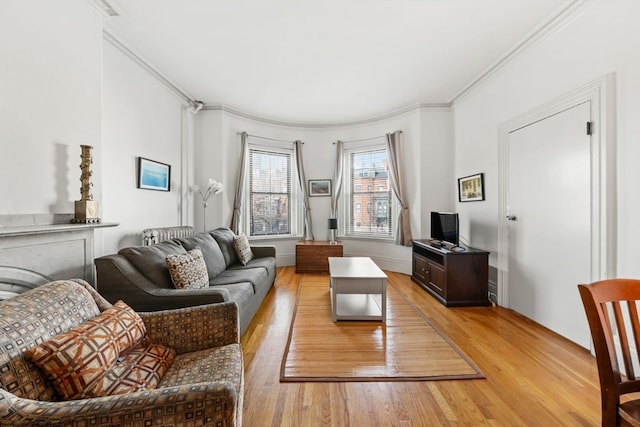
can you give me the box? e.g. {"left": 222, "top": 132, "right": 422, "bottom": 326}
{"left": 95, "top": 227, "right": 276, "bottom": 336}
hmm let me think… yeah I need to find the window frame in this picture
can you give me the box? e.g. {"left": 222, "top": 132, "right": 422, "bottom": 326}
{"left": 242, "top": 142, "right": 302, "bottom": 239}
{"left": 339, "top": 141, "right": 397, "bottom": 241}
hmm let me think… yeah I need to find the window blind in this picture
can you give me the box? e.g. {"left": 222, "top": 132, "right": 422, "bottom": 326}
{"left": 345, "top": 148, "right": 393, "bottom": 238}
{"left": 248, "top": 148, "right": 292, "bottom": 236}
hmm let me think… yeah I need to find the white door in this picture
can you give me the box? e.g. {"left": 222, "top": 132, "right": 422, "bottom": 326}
{"left": 507, "top": 101, "right": 592, "bottom": 348}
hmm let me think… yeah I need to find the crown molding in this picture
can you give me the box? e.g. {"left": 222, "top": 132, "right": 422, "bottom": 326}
{"left": 87, "top": 0, "right": 124, "bottom": 18}
{"left": 419, "top": 103, "right": 453, "bottom": 112}
{"left": 201, "top": 103, "right": 451, "bottom": 128}
{"left": 103, "top": 30, "right": 196, "bottom": 105}
{"left": 450, "top": 0, "right": 596, "bottom": 105}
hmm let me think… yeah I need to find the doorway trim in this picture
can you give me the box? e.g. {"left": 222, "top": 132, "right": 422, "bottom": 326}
{"left": 496, "top": 74, "right": 616, "bottom": 308}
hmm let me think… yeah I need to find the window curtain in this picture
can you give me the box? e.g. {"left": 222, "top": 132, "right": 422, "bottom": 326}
{"left": 385, "top": 130, "right": 413, "bottom": 246}
{"left": 230, "top": 131, "right": 248, "bottom": 234}
{"left": 294, "top": 140, "right": 314, "bottom": 240}
{"left": 330, "top": 140, "right": 344, "bottom": 219}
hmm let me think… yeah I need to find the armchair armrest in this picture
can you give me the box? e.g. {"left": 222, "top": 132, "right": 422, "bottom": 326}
{"left": 0, "top": 383, "right": 238, "bottom": 426}
{"left": 140, "top": 301, "right": 240, "bottom": 354}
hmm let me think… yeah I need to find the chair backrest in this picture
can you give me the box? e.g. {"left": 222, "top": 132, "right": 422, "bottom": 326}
{"left": 578, "top": 279, "right": 640, "bottom": 426}
{"left": 0, "top": 280, "right": 102, "bottom": 401}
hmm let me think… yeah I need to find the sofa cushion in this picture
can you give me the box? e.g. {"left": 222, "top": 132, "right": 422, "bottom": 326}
{"left": 0, "top": 281, "right": 101, "bottom": 402}
{"left": 227, "top": 256, "right": 276, "bottom": 273}
{"left": 159, "top": 343, "right": 242, "bottom": 389}
{"left": 210, "top": 227, "right": 239, "bottom": 267}
{"left": 119, "top": 241, "right": 187, "bottom": 288}
{"left": 177, "top": 233, "right": 226, "bottom": 278}
{"left": 211, "top": 268, "right": 268, "bottom": 294}
{"left": 213, "top": 282, "right": 254, "bottom": 308}
{"left": 93, "top": 341, "right": 175, "bottom": 397}
{"left": 166, "top": 247, "right": 209, "bottom": 290}
{"left": 25, "top": 301, "right": 147, "bottom": 400}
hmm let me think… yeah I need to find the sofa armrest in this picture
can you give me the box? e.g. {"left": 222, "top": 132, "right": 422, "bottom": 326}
{"left": 95, "top": 255, "right": 230, "bottom": 311}
{"left": 140, "top": 301, "right": 240, "bottom": 353}
{"left": 250, "top": 245, "right": 276, "bottom": 258}
{"left": 0, "top": 383, "right": 239, "bottom": 427}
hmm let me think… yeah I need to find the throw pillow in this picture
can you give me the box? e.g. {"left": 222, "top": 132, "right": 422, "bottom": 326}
{"left": 25, "top": 301, "right": 147, "bottom": 400}
{"left": 233, "top": 233, "right": 254, "bottom": 265}
{"left": 85, "top": 342, "right": 175, "bottom": 398}
{"left": 165, "top": 247, "right": 209, "bottom": 289}
{"left": 107, "top": 301, "right": 147, "bottom": 352}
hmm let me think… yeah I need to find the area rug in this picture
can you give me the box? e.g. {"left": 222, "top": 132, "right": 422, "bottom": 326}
{"left": 280, "top": 275, "right": 484, "bottom": 382}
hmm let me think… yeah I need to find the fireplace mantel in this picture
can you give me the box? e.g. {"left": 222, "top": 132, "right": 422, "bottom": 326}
{"left": 0, "top": 221, "right": 118, "bottom": 237}
{"left": 0, "top": 214, "right": 118, "bottom": 287}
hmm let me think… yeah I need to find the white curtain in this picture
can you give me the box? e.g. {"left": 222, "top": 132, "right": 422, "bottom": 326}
{"left": 386, "top": 130, "right": 413, "bottom": 246}
{"left": 229, "top": 131, "right": 248, "bottom": 233}
{"left": 295, "top": 140, "right": 314, "bottom": 240}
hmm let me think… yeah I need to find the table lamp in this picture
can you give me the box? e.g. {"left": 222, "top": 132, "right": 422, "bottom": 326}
{"left": 328, "top": 218, "right": 338, "bottom": 244}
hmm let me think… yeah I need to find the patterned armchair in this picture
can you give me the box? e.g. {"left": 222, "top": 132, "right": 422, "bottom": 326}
{"left": 0, "top": 280, "right": 243, "bottom": 426}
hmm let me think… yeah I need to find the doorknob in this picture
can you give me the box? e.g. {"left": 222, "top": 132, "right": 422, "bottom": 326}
{"left": 506, "top": 215, "right": 517, "bottom": 221}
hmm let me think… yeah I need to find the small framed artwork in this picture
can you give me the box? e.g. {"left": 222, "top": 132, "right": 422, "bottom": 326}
{"left": 309, "top": 179, "right": 332, "bottom": 197}
{"left": 137, "top": 157, "right": 171, "bottom": 191}
{"left": 458, "top": 173, "right": 485, "bottom": 202}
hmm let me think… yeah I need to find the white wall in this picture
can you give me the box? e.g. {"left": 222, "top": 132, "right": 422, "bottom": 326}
{"left": 195, "top": 107, "right": 451, "bottom": 273}
{"left": 453, "top": 0, "right": 640, "bottom": 277}
{"left": 0, "top": 0, "right": 102, "bottom": 215}
{"left": 0, "top": 0, "right": 452, "bottom": 273}
{"left": 193, "top": 110, "right": 224, "bottom": 234}
{"left": 0, "top": 0, "right": 195, "bottom": 258}
{"left": 101, "top": 41, "right": 191, "bottom": 254}
{"left": 419, "top": 109, "right": 455, "bottom": 234}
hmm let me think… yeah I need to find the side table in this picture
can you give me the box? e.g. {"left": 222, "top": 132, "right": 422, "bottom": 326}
{"left": 295, "top": 241, "right": 343, "bottom": 273}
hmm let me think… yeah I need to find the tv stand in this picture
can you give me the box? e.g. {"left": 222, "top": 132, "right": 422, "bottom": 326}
{"left": 411, "top": 239, "right": 489, "bottom": 307}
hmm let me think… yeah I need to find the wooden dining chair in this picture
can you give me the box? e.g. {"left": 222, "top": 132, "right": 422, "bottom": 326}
{"left": 579, "top": 279, "right": 640, "bottom": 426}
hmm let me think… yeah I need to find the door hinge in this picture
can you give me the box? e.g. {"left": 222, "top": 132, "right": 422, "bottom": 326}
{"left": 586, "top": 121, "right": 594, "bottom": 135}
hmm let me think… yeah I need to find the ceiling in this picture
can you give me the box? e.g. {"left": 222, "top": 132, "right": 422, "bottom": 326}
{"left": 103, "top": 0, "right": 576, "bottom": 125}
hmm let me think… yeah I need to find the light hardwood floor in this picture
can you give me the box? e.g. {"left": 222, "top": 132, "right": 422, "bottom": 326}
{"left": 241, "top": 266, "right": 601, "bottom": 426}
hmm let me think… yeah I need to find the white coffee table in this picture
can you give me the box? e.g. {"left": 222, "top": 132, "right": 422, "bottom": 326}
{"left": 328, "top": 257, "right": 387, "bottom": 322}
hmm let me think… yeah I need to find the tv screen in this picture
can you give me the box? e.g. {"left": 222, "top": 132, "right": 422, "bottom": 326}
{"left": 430, "top": 212, "right": 459, "bottom": 246}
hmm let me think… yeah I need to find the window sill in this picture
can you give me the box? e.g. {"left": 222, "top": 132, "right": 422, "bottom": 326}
{"left": 338, "top": 235, "right": 395, "bottom": 244}
{"left": 248, "top": 234, "right": 302, "bottom": 243}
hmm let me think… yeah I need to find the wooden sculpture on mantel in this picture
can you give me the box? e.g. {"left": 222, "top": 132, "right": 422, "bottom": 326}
{"left": 72, "top": 144, "right": 101, "bottom": 224}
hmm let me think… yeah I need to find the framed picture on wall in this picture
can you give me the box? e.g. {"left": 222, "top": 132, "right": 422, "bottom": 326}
{"left": 458, "top": 173, "right": 485, "bottom": 202}
{"left": 137, "top": 157, "right": 171, "bottom": 191}
{"left": 309, "top": 179, "right": 332, "bottom": 197}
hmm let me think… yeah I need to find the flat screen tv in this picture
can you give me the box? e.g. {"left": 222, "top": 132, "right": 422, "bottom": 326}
{"left": 430, "top": 211, "right": 459, "bottom": 246}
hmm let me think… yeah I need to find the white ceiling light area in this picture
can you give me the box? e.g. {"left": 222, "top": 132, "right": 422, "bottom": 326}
{"left": 103, "top": 0, "right": 581, "bottom": 125}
